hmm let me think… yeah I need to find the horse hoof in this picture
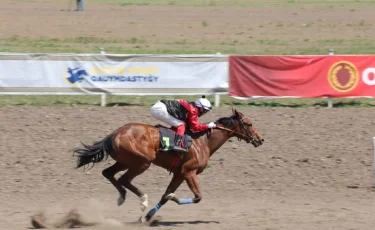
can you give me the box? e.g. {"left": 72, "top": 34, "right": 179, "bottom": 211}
{"left": 117, "top": 196, "right": 125, "bottom": 206}
{"left": 138, "top": 216, "right": 146, "bottom": 224}
{"left": 165, "top": 193, "right": 175, "bottom": 200}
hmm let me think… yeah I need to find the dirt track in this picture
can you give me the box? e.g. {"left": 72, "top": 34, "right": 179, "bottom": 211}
{"left": 1, "top": 107, "right": 375, "bottom": 229}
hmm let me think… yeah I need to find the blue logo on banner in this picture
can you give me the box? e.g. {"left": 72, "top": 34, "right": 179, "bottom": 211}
{"left": 65, "top": 66, "right": 159, "bottom": 86}
{"left": 66, "top": 67, "right": 88, "bottom": 84}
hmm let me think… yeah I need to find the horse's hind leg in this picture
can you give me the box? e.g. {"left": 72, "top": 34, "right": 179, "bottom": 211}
{"left": 102, "top": 162, "right": 128, "bottom": 206}
{"left": 118, "top": 163, "right": 151, "bottom": 212}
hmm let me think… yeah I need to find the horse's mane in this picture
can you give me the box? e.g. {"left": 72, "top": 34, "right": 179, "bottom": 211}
{"left": 216, "top": 115, "right": 237, "bottom": 128}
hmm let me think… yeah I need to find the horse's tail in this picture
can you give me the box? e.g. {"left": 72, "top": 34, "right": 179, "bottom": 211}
{"left": 73, "top": 132, "right": 116, "bottom": 169}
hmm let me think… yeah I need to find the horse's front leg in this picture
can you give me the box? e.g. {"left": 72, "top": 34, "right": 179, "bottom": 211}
{"left": 142, "top": 173, "right": 184, "bottom": 222}
{"left": 166, "top": 170, "right": 202, "bottom": 204}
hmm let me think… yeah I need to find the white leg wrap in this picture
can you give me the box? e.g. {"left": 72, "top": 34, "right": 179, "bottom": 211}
{"left": 140, "top": 194, "right": 148, "bottom": 212}
{"left": 165, "top": 193, "right": 176, "bottom": 200}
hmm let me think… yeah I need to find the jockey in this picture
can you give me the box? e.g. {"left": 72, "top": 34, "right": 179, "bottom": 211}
{"left": 150, "top": 96, "right": 216, "bottom": 153}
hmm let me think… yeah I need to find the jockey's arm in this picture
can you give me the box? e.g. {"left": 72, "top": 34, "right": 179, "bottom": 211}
{"left": 187, "top": 113, "right": 209, "bottom": 132}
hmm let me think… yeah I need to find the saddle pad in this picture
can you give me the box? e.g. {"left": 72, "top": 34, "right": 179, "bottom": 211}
{"left": 157, "top": 126, "right": 193, "bottom": 152}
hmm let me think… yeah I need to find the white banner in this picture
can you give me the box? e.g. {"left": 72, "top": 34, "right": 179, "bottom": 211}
{"left": 0, "top": 55, "right": 228, "bottom": 93}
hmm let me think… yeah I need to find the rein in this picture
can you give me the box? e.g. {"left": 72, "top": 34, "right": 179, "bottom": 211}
{"left": 215, "top": 125, "right": 254, "bottom": 142}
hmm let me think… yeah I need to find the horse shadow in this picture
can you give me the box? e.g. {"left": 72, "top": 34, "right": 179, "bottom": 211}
{"left": 148, "top": 219, "right": 220, "bottom": 227}
{"left": 106, "top": 102, "right": 143, "bottom": 107}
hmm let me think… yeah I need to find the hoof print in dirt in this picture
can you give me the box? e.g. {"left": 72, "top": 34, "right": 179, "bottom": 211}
{"left": 31, "top": 213, "right": 50, "bottom": 229}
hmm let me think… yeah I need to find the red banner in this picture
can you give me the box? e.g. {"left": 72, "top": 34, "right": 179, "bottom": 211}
{"left": 229, "top": 55, "right": 375, "bottom": 98}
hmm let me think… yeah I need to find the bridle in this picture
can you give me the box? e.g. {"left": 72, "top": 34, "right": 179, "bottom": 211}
{"left": 214, "top": 116, "right": 258, "bottom": 144}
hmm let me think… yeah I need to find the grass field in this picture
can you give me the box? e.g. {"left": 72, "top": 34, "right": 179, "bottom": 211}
{"left": 1, "top": 95, "right": 374, "bottom": 108}
{"left": 3, "top": 36, "right": 375, "bottom": 55}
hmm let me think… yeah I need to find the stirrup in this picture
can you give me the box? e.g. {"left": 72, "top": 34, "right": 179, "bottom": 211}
{"left": 172, "top": 145, "right": 188, "bottom": 153}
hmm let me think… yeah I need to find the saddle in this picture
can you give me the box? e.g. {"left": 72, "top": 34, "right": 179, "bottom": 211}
{"left": 156, "top": 125, "right": 193, "bottom": 152}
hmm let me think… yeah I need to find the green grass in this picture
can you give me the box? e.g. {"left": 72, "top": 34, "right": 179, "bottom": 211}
{"left": 1, "top": 95, "right": 374, "bottom": 108}
{"left": 2, "top": 36, "right": 375, "bottom": 54}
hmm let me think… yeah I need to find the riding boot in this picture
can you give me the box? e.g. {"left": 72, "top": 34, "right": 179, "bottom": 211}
{"left": 172, "top": 135, "right": 188, "bottom": 153}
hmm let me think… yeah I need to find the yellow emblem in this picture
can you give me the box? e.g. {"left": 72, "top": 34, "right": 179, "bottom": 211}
{"left": 328, "top": 61, "right": 359, "bottom": 92}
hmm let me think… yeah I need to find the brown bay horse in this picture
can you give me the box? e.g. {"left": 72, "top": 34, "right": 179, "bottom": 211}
{"left": 73, "top": 109, "right": 264, "bottom": 222}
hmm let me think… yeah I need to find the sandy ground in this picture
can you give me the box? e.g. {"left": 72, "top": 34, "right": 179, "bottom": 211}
{"left": 1, "top": 107, "right": 375, "bottom": 229}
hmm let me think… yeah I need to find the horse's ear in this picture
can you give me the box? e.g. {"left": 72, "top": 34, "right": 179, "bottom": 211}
{"left": 232, "top": 108, "right": 239, "bottom": 117}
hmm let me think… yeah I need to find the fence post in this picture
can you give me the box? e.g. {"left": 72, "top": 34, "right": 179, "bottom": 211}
{"left": 328, "top": 48, "right": 334, "bottom": 56}
{"left": 101, "top": 94, "right": 107, "bottom": 107}
{"left": 100, "top": 48, "right": 105, "bottom": 55}
{"left": 214, "top": 52, "right": 222, "bottom": 108}
{"left": 327, "top": 99, "right": 333, "bottom": 108}
{"left": 327, "top": 48, "right": 335, "bottom": 108}
{"left": 214, "top": 94, "right": 220, "bottom": 107}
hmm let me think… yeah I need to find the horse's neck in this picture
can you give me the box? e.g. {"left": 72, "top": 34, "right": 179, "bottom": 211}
{"left": 205, "top": 129, "right": 231, "bottom": 157}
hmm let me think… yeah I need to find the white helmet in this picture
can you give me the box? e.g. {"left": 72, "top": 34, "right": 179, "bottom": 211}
{"left": 195, "top": 96, "right": 212, "bottom": 111}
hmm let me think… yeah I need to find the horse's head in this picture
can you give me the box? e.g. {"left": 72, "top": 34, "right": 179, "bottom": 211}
{"left": 216, "top": 108, "right": 264, "bottom": 147}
